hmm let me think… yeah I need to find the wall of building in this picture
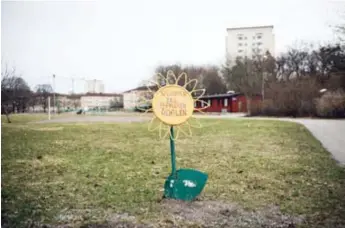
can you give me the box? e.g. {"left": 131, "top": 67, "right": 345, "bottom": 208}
{"left": 123, "top": 90, "right": 152, "bottom": 110}
{"left": 196, "top": 95, "right": 262, "bottom": 113}
{"left": 226, "top": 26, "right": 275, "bottom": 64}
{"left": 80, "top": 95, "right": 121, "bottom": 109}
{"left": 123, "top": 91, "right": 138, "bottom": 110}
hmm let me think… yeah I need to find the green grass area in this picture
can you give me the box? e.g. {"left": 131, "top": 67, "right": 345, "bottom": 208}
{"left": 2, "top": 115, "right": 345, "bottom": 227}
{"left": 1, "top": 112, "right": 148, "bottom": 125}
{"left": 1, "top": 113, "right": 49, "bottom": 124}
{"left": 1, "top": 113, "right": 76, "bottom": 124}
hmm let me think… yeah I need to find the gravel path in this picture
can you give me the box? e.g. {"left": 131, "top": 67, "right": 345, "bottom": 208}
{"left": 199, "top": 115, "right": 345, "bottom": 165}
{"left": 251, "top": 118, "right": 345, "bottom": 165}
{"left": 292, "top": 119, "right": 345, "bottom": 165}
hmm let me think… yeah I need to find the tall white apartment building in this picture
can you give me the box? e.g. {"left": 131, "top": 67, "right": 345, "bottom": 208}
{"left": 85, "top": 79, "right": 105, "bottom": 93}
{"left": 225, "top": 25, "right": 275, "bottom": 63}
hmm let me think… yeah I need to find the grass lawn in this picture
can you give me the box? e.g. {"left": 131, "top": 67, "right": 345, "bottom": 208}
{"left": 1, "top": 114, "right": 345, "bottom": 227}
{"left": 1, "top": 113, "right": 76, "bottom": 124}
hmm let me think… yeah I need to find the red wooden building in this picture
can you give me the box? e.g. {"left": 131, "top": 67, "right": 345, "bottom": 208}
{"left": 195, "top": 93, "right": 261, "bottom": 113}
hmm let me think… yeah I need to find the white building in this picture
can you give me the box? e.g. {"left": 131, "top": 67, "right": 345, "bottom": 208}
{"left": 225, "top": 25, "right": 275, "bottom": 63}
{"left": 122, "top": 86, "right": 157, "bottom": 111}
{"left": 80, "top": 93, "right": 122, "bottom": 109}
{"left": 85, "top": 80, "right": 105, "bottom": 93}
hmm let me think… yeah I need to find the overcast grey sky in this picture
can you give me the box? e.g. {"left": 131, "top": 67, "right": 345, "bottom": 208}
{"left": 1, "top": 0, "right": 344, "bottom": 93}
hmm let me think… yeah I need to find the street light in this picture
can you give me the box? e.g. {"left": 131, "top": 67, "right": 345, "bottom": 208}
{"left": 53, "top": 74, "right": 56, "bottom": 114}
{"left": 261, "top": 54, "right": 268, "bottom": 101}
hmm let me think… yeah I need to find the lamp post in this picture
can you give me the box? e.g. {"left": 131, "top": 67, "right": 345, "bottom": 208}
{"left": 53, "top": 74, "right": 56, "bottom": 114}
{"left": 262, "top": 55, "right": 268, "bottom": 101}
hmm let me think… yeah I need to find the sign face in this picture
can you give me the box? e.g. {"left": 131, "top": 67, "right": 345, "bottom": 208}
{"left": 152, "top": 85, "right": 194, "bottom": 125}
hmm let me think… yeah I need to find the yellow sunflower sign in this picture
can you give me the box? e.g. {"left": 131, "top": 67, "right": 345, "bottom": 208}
{"left": 152, "top": 85, "right": 194, "bottom": 125}
{"left": 137, "top": 70, "right": 209, "bottom": 140}
{"left": 138, "top": 70, "right": 210, "bottom": 201}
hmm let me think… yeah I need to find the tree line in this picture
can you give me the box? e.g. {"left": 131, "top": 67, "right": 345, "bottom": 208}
{"left": 146, "top": 17, "right": 345, "bottom": 117}
{"left": 1, "top": 65, "right": 54, "bottom": 123}
{"left": 148, "top": 41, "right": 345, "bottom": 117}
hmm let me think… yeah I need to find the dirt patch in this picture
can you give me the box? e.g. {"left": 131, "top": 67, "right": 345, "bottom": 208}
{"left": 159, "top": 199, "right": 305, "bottom": 228}
{"left": 21, "top": 200, "right": 306, "bottom": 228}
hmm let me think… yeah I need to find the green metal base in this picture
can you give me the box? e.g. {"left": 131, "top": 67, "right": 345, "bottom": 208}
{"left": 164, "top": 168, "right": 208, "bottom": 201}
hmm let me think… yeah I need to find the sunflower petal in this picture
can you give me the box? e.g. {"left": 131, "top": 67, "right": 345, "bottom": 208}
{"left": 191, "top": 89, "right": 206, "bottom": 100}
{"left": 176, "top": 72, "right": 188, "bottom": 86}
{"left": 148, "top": 116, "right": 161, "bottom": 131}
{"left": 168, "top": 126, "right": 181, "bottom": 141}
{"left": 184, "top": 79, "right": 198, "bottom": 91}
{"left": 138, "top": 108, "right": 152, "bottom": 120}
{"left": 177, "top": 124, "right": 192, "bottom": 137}
{"left": 136, "top": 97, "right": 152, "bottom": 111}
{"left": 166, "top": 70, "right": 177, "bottom": 85}
{"left": 154, "top": 73, "right": 167, "bottom": 87}
{"left": 186, "top": 116, "right": 202, "bottom": 129}
{"left": 194, "top": 100, "right": 210, "bottom": 111}
{"left": 161, "top": 124, "right": 171, "bottom": 140}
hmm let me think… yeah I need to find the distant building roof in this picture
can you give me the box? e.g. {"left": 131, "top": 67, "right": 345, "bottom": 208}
{"left": 197, "top": 93, "right": 242, "bottom": 99}
{"left": 227, "top": 25, "right": 274, "bottom": 31}
{"left": 122, "top": 85, "right": 159, "bottom": 93}
{"left": 33, "top": 92, "right": 121, "bottom": 98}
{"left": 82, "top": 92, "right": 121, "bottom": 97}
{"left": 66, "top": 94, "right": 82, "bottom": 99}
{"left": 197, "top": 93, "right": 263, "bottom": 99}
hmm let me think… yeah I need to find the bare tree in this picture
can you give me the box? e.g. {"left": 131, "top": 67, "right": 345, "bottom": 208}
{"left": 333, "top": 10, "right": 345, "bottom": 44}
{"left": 153, "top": 64, "right": 205, "bottom": 89}
{"left": 285, "top": 48, "right": 309, "bottom": 78}
{"left": 182, "top": 65, "right": 205, "bottom": 90}
{"left": 28, "top": 93, "right": 38, "bottom": 112}
{"left": 1, "top": 65, "right": 31, "bottom": 122}
{"left": 153, "top": 64, "right": 184, "bottom": 86}
{"left": 35, "top": 84, "right": 53, "bottom": 112}
{"left": 222, "top": 57, "right": 262, "bottom": 115}
{"left": 201, "top": 65, "right": 227, "bottom": 95}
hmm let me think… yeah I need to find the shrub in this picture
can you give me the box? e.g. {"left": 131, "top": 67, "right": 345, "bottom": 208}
{"left": 316, "top": 89, "right": 345, "bottom": 118}
{"left": 250, "top": 101, "right": 263, "bottom": 116}
{"left": 249, "top": 78, "right": 322, "bottom": 117}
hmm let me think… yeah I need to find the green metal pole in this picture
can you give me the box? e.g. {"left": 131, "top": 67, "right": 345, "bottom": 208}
{"left": 169, "top": 126, "right": 177, "bottom": 177}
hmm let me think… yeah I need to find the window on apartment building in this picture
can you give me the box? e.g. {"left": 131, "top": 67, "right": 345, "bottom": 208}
{"left": 244, "top": 37, "right": 247, "bottom": 40}
{"left": 238, "top": 36, "right": 243, "bottom": 40}
{"left": 238, "top": 49, "right": 243, "bottom": 53}
{"left": 244, "top": 43, "right": 247, "bottom": 46}
{"left": 256, "top": 33, "right": 263, "bottom": 39}
{"left": 257, "top": 42, "right": 262, "bottom": 45}
{"left": 238, "top": 43, "right": 243, "bottom": 46}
